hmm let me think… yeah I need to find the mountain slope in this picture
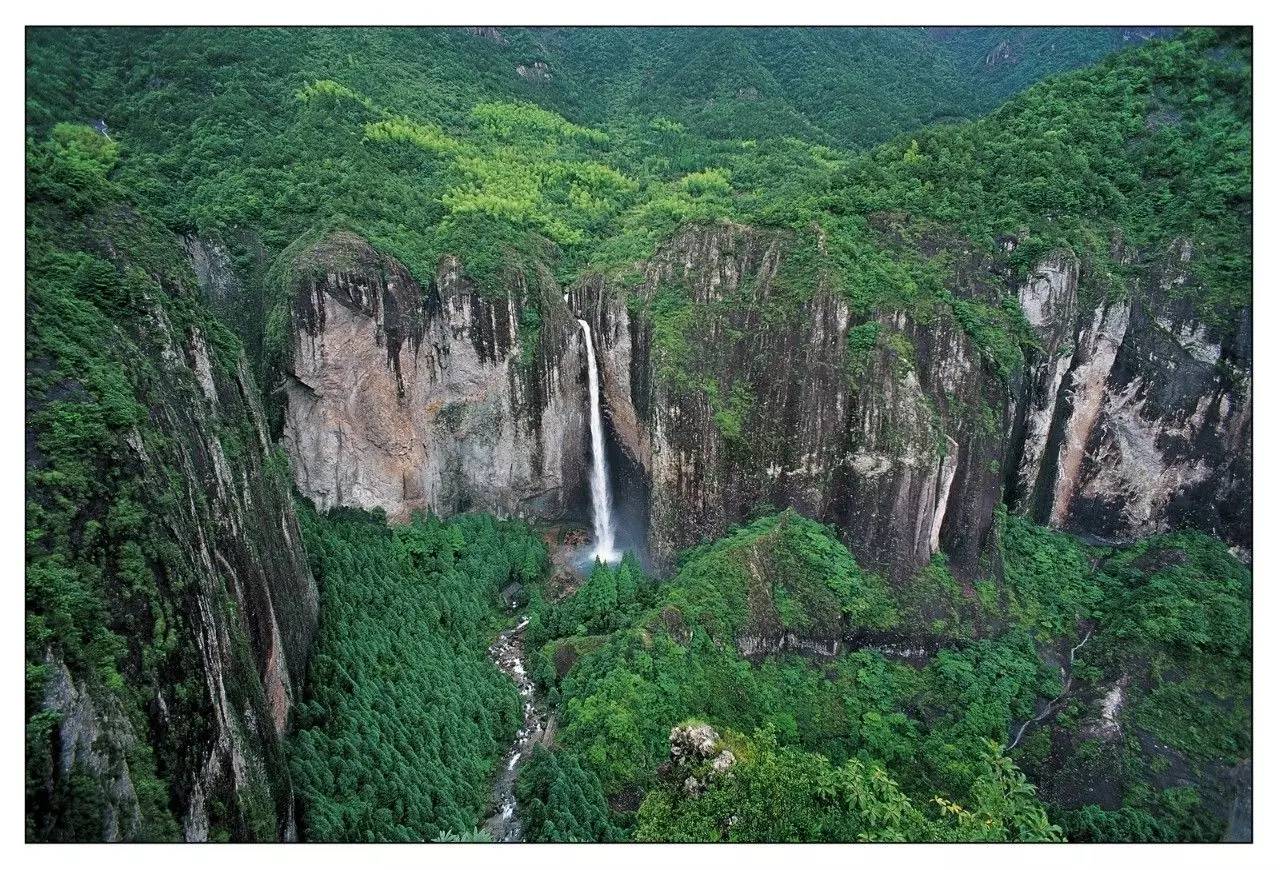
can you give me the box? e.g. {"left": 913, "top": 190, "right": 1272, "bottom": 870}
{"left": 25, "top": 123, "right": 317, "bottom": 841}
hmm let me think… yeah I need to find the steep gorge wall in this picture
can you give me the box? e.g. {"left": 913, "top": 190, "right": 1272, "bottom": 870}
{"left": 571, "top": 224, "right": 1008, "bottom": 580}
{"left": 27, "top": 211, "right": 319, "bottom": 841}
{"left": 572, "top": 224, "right": 1250, "bottom": 578}
{"left": 279, "top": 223, "right": 1250, "bottom": 582}
{"left": 1008, "top": 242, "right": 1251, "bottom": 556}
{"left": 280, "top": 232, "right": 589, "bottom": 523}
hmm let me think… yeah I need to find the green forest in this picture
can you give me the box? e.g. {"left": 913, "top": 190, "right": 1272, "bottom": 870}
{"left": 25, "top": 26, "right": 1249, "bottom": 370}
{"left": 25, "top": 25, "right": 1250, "bottom": 845}
{"left": 511, "top": 511, "right": 1249, "bottom": 842}
{"left": 288, "top": 507, "right": 544, "bottom": 841}
{"left": 274, "top": 505, "right": 1249, "bottom": 842}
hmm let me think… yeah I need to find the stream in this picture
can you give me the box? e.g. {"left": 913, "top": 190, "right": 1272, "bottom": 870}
{"left": 1005, "top": 629, "right": 1092, "bottom": 751}
{"left": 483, "top": 615, "right": 552, "bottom": 843}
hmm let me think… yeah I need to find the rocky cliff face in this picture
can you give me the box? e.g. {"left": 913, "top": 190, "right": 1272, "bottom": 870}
{"left": 571, "top": 223, "right": 1250, "bottom": 577}
{"left": 26, "top": 207, "right": 318, "bottom": 841}
{"left": 280, "top": 232, "right": 588, "bottom": 523}
{"left": 1007, "top": 241, "right": 1252, "bottom": 558}
{"left": 572, "top": 223, "right": 1008, "bottom": 580}
{"left": 280, "top": 223, "right": 1250, "bottom": 582}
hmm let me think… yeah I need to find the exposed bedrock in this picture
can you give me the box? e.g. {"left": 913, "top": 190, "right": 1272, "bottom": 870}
{"left": 1008, "top": 241, "right": 1251, "bottom": 557}
{"left": 571, "top": 223, "right": 1007, "bottom": 580}
{"left": 31, "top": 223, "right": 318, "bottom": 841}
{"left": 281, "top": 231, "right": 589, "bottom": 523}
{"left": 283, "top": 224, "right": 1250, "bottom": 579}
{"left": 572, "top": 224, "right": 1250, "bottom": 577}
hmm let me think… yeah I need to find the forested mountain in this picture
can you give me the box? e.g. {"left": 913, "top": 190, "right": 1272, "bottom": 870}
{"left": 533, "top": 26, "right": 1174, "bottom": 147}
{"left": 519, "top": 511, "right": 1249, "bottom": 842}
{"left": 25, "top": 25, "right": 1250, "bottom": 844}
{"left": 24, "top": 25, "right": 1174, "bottom": 332}
{"left": 25, "top": 121, "right": 317, "bottom": 841}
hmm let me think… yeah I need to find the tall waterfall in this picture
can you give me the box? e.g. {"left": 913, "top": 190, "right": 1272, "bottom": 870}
{"left": 578, "top": 319, "right": 619, "bottom": 563}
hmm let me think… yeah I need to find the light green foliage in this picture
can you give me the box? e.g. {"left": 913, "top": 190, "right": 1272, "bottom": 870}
{"left": 25, "top": 26, "right": 1251, "bottom": 845}
{"left": 24, "top": 28, "right": 1249, "bottom": 378}
{"left": 708, "top": 381, "right": 754, "bottom": 444}
{"left": 634, "top": 726, "right": 1061, "bottom": 842}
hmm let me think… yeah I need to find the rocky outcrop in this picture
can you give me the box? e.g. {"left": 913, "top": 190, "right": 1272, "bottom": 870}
{"left": 1008, "top": 241, "right": 1252, "bottom": 556}
{"left": 183, "top": 231, "right": 270, "bottom": 374}
{"left": 281, "top": 231, "right": 588, "bottom": 523}
{"left": 663, "top": 723, "right": 736, "bottom": 797}
{"left": 467, "top": 26, "right": 506, "bottom": 44}
{"left": 279, "top": 224, "right": 1250, "bottom": 582}
{"left": 516, "top": 61, "right": 553, "bottom": 84}
{"left": 27, "top": 208, "right": 318, "bottom": 841}
{"left": 39, "top": 655, "right": 145, "bottom": 841}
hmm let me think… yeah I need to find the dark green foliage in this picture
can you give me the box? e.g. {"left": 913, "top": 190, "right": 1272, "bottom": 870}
{"left": 528, "top": 509, "right": 1249, "bottom": 842}
{"left": 1094, "top": 533, "right": 1252, "bottom": 767}
{"left": 288, "top": 506, "right": 546, "bottom": 841}
{"left": 26, "top": 25, "right": 1250, "bottom": 845}
{"left": 838, "top": 27, "right": 1251, "bottom": 323}
{"left": 25, "top": 121, "right": 297, "bottom": 842}
{"left": 515, "top": 746, "right": 617, "bottom": 842}
{"left": 1097, "top": 530, "right": 1251, "bottom": 660}
{"left": 25, "top": 28, "right": 1247, "bottom": 382}
{"left": 527, "top": 553, "right": 648, "bottom": 643}
{"left": 1000, "top": 510, "right": 1103, "bottom": 639}
{"left": 527, "top": 513, "right": 1061, "bottom": 835}
{"left": 538, "top": 27, "right": 1158, "bottom": 150}
{"left": 1056, "top": 787, "right": 1223, "bottom": 843}
{"left": 1000, "top": 522, "right": 1250, "bottom": 840}
{"left": 660, "top": 511, "right": 899, "bottom": 640}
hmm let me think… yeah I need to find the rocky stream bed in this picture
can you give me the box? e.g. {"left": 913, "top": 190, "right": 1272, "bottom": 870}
{"left": 483, "top": 615, "right": 553, "bottom": 842}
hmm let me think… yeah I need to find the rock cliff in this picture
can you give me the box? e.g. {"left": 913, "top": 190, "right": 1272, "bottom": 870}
{"left": 1007, "top": 242, "right": 1251, "bottom": 557}
{"left": 571, "top": 223, "right": 1250, "bottom": 576}
{"left": 280, "top": 232, "right": 588, "bottom": 523}
{"left": 279, "top": 222, "right": 1250, "bottom": 582}
{"left": 26, "top": 205, "right": 318, "bottom": 841}
{"left": 571, "top": 223, "right": 1008, "bottom": 580}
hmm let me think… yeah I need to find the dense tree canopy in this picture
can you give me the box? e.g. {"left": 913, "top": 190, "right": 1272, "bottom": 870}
{"left": 289, "top": 507, "right": 545, "bottom": 841}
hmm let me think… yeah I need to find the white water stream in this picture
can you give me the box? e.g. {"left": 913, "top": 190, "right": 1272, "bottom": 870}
{"left": 577, "top": 319, "right": 619, "bottom": 563}
{"left": 483, "top": 617, "right": 549, "bottom": 843}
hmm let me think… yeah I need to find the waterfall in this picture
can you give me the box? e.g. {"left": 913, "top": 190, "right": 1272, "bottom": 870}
{"left": 577, "top": 319, "right": 619, "bottom": 563}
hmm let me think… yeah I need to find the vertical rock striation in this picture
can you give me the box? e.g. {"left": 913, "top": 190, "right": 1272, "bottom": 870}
{"left": 27, "top": 207, "right": 318, "bottom": 841}
{"left": 1008, "top": 241, "right": 1251, "bottom": 557}
{"left": 572, "top": 223, "right": 1008, "bottom": 580}
{"left": 278, "top": 224, "right": 1250, "bottom": 582}
{"left": 572, "top": 223, "right": 1250, "bottom": 578}
{"left": 281, "top": 232, "right": 588, "bottom": 523}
